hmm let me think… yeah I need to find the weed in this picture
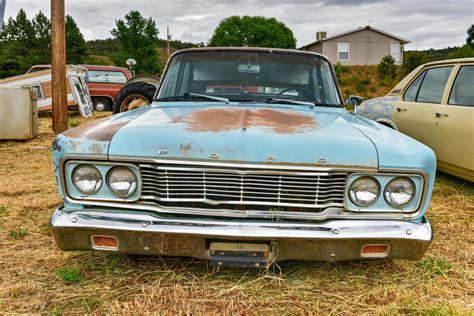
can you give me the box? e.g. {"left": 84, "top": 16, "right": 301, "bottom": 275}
{"left": 69, "top": 118, "right": 80, "bottom": 128}
{"left": 8, "top": 228, "right": 28, "bottom": 239}
{"left": 0, "top": 205, "right": 6, "bottom": 214}
{"left": 56, "top": 267, "right": 81, "bottom": 285}
{"left": 39, "top": 222, "right": 52, "bottom": 236}
{"left": 417, "top": 256, "right": 453, "bottom": 277}
{"left": 269, "top": 207, "right": 284, "bottom": 221}
{"left": 50, "top": 307, "right": 61, "bottom": 316}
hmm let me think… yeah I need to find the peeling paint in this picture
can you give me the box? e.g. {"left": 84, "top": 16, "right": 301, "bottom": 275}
{"left": 63, "top": 118, "right": 132, "bottom": 142}
{"left": 180, "top": 143, "right": 192, "bottom": 154}
{"left": 89, "top": 143, "right": 108, "bottom": 154}
{"left": 52, "top": 137, "right": 62, "bottom": 152}
{"left": 172, "top": 108, "right": 316, "bottom": 134}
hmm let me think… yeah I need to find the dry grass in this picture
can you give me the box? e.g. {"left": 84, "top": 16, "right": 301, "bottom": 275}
{"left": 0, "top": 113, "right": 473, "bottom": 314}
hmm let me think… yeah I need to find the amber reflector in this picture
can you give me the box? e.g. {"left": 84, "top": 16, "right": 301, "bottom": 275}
{"left": 91, "top": 236, "right": 118, "bottom": 248}
{"left": 362, "top": 244, "right": 389, "bottom": 254}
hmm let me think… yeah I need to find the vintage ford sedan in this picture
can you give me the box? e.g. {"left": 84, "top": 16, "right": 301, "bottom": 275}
{"left": 51, "top": 48, "right": 435, "bottom": 267}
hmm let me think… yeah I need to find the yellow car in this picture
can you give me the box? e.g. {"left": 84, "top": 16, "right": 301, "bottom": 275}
{"left": 358, "top": 58, "right": 474, "bottom": 182}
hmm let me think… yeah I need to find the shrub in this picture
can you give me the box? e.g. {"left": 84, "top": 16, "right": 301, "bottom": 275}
{"left": 378, "top": 55, "right": 397, "bottom": 82}
{"left": 355, "top": 80, "right": 367, "bottom": 93}
{"left": 334, "top": 62, "right": 349, "bottom": 80}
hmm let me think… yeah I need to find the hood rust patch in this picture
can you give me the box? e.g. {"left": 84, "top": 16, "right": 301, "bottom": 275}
{"left": 172, "top": 108, "right": 316, "bottom": 134}
{"left": 62, "top": 115, "right": 138, "bottom": 142}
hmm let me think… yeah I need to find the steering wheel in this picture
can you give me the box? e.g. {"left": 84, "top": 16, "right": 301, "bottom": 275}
{"left": 276, "top": 87, "right": 314, "bottom": 99}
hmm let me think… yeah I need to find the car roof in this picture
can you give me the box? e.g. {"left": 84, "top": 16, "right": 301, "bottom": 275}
{"left": 29, "top": 65, "right": 51, "bottom": 69}
{"left": 80, "top": 65, "right": 130, "bottom": 71}
{"left": 422, "top": 57, "right": 474, "bottom": 67}
{"left": 29, "top": 64, "right": 130, "bottom": 71}
{"left": 171, "top": 47, "right": 330, "bottom": 62}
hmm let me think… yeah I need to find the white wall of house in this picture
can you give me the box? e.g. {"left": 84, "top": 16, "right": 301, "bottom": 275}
{"left": 303, "top": 28, "right": 406, "bottom": 65}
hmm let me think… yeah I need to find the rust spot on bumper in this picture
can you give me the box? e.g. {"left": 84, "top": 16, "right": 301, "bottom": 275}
{"left": 172, "top": 108, "right": 316, "bottom": 134}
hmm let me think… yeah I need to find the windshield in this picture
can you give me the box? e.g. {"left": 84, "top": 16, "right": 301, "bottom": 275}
{"left": 157, "top": 50, "right": 342, "bottom": 106}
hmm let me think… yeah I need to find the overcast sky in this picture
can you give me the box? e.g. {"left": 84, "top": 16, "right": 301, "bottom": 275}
{"left": 4, "top": 0, "right": 474, "bottom": 50}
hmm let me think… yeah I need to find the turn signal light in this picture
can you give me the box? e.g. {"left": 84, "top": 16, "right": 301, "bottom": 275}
{"left": 91, "top": 235, "right": 119, "bottom": 250}
{"left": 361, "top": 244, "right": 389, "bottom": 257}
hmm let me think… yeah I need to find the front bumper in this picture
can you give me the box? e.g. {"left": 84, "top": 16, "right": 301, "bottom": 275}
{"left": 51, "top": 206, "right": 432, "bottom": 262}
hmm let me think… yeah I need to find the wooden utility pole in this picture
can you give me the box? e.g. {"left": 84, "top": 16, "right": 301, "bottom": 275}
{"left": 51, "top": 0, "right": 68, "bottom": 133}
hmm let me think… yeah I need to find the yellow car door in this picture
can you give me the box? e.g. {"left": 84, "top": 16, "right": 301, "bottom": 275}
{"left": 435, "top": 64, "right": 474, "bottom": 181}
{"left": 393, "top": 65, "right": 455, "bottom": 156}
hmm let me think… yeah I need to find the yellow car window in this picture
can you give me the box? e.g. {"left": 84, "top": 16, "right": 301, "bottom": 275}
{"left": 417, "top": 66, "right": 453, "bottom": 104}
{"left": 449, "top": 66, "right": 474, "bottom": 107}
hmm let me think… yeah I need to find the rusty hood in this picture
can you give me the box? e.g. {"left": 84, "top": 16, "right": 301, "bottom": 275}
{"left": 106, "top": 103, "right": 378, "bottom": 168}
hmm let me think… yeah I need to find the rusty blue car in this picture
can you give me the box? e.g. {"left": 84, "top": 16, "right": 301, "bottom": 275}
{"left": 51, "top": 48, "right": 436, "bottom": 267}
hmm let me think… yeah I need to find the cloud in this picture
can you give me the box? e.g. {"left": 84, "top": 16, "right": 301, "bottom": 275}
{"left": 3, "top": 0, "right": 473, "bottom": 49}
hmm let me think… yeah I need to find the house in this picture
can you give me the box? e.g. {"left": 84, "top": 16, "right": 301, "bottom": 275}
{"left": 300, "top": 25, "right": 410, "bottom": 65}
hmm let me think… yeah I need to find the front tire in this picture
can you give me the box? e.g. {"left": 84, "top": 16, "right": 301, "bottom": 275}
{"left": 113, "top": 82, "right": 157, "bottom": 114}
{"left": 92, "top": 97, "right": 112, "bottom": 112}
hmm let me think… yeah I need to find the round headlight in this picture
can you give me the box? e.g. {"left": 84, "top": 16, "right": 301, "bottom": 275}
{"left": 384, "top": 177, "right": 415, "bottom": 208}
{"left": 72, "top": 165, "right": 102, "bottom": 195}
{"left": 349, "top": 176, "right": 380, "bottom": 207}
{"left": 107, "top": 167, "right": 137, "bottom": 197}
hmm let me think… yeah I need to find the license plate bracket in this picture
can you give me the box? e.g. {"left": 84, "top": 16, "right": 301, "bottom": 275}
{"left": 209, "top": 242, "right": 272, "bottom": 268}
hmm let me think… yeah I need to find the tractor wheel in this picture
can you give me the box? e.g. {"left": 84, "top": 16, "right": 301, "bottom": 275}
{"left": 113, "top": 82, "right": 157, "bottom": 114}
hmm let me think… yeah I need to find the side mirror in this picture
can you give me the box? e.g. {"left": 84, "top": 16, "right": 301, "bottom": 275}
{"left": 345, "top": 95, "right": 364, "bottom": 113}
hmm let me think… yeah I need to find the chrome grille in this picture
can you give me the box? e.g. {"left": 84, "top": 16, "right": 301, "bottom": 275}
{"left": 139, "top": 164, "right": 347, "bottom": 211}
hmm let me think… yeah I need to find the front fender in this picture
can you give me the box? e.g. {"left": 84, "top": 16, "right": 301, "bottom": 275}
{"left": 358, "top": 96, "right": 400, "bottom": 123}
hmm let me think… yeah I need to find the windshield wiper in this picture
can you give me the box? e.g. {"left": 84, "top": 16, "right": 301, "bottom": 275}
{"left": 186, "top": 93, "right": 229, "bottom": 103}
{"left": 266, "top": 98, "right": 315, "bottom": 107}
{"left": 241, "top": 98, "right": 343, "bottom": 108}
{"left": 156, "top": 93, "right": 229, "bottom": 103}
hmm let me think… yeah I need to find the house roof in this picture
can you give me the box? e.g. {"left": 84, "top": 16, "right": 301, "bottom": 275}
{"left": 300, "top": 25, "right": 411, "bottom": 50}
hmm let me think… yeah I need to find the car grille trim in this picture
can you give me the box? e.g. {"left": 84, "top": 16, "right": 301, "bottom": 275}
{"left": 139, "top": 163, "right": 348, "bottom": 210}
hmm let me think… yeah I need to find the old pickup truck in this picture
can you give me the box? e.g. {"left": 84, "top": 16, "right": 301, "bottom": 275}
{"left": 51, "top": 48, "right": 436, "bottom": 267}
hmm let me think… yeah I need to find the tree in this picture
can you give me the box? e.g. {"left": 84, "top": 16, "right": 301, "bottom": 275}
{"left": 31, "top": 11, "right": 52, "bottom": 64}
{"left": 111, "top": 11, "right": 161, "bottom": 74}
{"left": 467, "top": 24, "right": 474, "bottom": 47}
{"left": 66, "top": 15, "right": 88, "bottom": 64}
{"left": 448, "top": 44, "right": 474, "bottom": 59}
{"left": 0, "top": 9, "right": 91, "bottom": 79}
{"left": 401, "top": 51, "right": 432, "bottom": 76}
{"left": 378, "top": 55, "right": 398, "bottom": 85}
{"left": 208, "top": 16, "right": 297, "bottom": 49}
{"left": 0, "top": 9, "right": 37, "bottom": 77}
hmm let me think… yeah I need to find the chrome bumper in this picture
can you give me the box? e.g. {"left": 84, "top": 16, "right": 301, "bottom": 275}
{"left": 51, "top": 206, "right": 432, "bottom": 262}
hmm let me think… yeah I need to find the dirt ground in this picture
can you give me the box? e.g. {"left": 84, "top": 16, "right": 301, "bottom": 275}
{"left": 0, "top": 113, "right": 473, "bottom": 314}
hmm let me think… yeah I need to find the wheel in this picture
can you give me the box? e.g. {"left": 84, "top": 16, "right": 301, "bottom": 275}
{"left": 113, "top": 82, "right": 157, "bottom": 114}
{"left": 92, "top": 97, "right": 112, "bottom": 112}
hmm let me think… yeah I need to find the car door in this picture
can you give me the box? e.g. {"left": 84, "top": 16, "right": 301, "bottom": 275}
{"left": 393, "top": 65, "right": 455, "bottom": 156}
{"left": 434, "top": 64, "right": 474, "bottom": 178}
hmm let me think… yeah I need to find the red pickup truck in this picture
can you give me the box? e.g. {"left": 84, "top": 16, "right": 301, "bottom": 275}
{"left": 28, "top": 64, "right": 132, "bottom": 112}
{"left": 83, "top": 65, "right": 132, "bottom": 112}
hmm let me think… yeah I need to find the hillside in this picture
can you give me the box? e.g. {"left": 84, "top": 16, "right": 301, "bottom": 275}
{"left": 336, "top": 65, "right": 393, "bottom": 101}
